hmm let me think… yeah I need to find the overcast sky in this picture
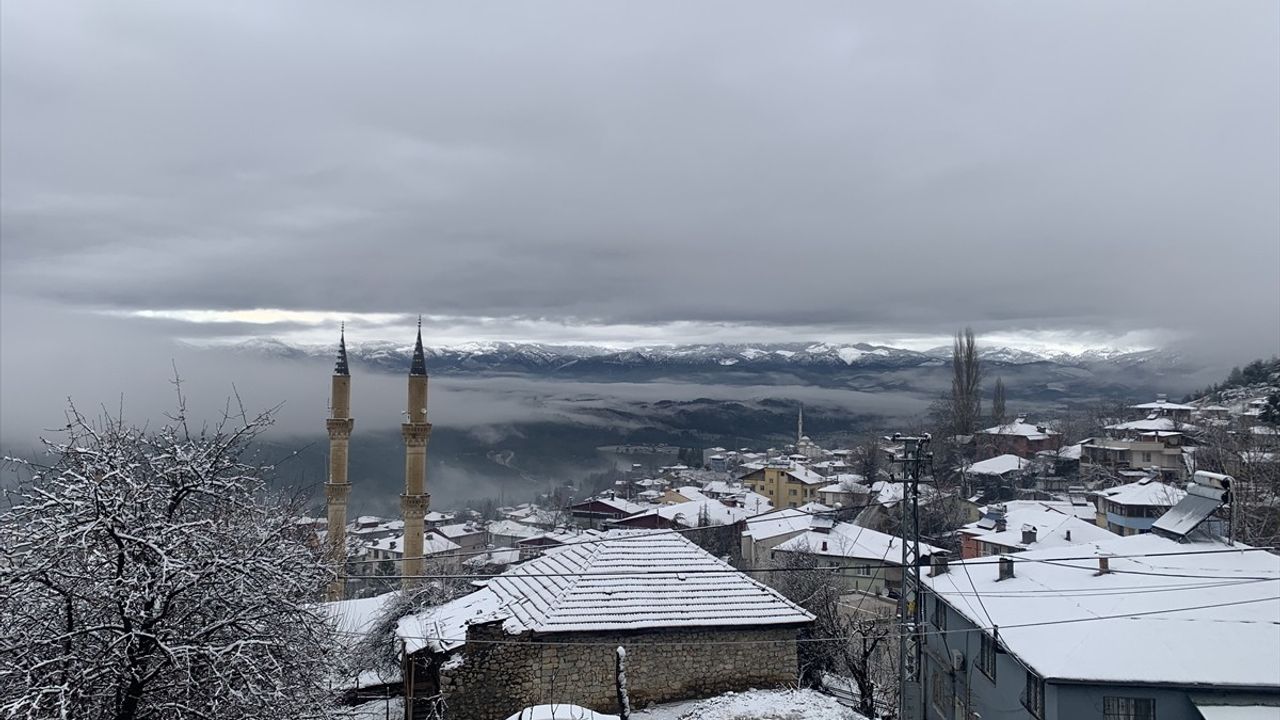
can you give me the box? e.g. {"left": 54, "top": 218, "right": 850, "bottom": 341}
{"left": 2, "top": 1, "right": 1278, "bottom": 437}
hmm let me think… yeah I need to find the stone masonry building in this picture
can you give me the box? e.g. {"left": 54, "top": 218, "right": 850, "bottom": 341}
{"left": 397, "top": 530, "right": 813, "bottom": 720}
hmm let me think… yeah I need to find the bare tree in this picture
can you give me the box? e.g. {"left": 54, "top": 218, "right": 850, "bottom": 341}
{"left": 1193, "top": 418, "right": 1280, "bottom": 548}
{"left": 991, "top": 377, "right": 1007, "bottom": 427}
{"left": 0, "top": 401, "right": 339, "bottom": 720}
{"left": 768, "top": 550, "right": 899, "bottom": 717}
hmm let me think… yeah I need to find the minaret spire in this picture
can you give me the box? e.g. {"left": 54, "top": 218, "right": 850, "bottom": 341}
{"left": 324, "top": 324, "right": 355, "bottom": 601}
{"left": 335, "top": 321, "right": 350, "bottom": 376}
{"left": 410, "top": 315, "right": 427, "bottom": 376}
{"left": 798, "top": 403, "right": 804, "bottom": 445}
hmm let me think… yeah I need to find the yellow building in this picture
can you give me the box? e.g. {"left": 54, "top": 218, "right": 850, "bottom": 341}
{"left": 740, "top": 462, "right": 826, "bottom": 509}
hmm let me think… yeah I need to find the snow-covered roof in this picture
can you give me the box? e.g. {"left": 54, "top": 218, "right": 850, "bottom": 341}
{"left": 432, "top": 522, "right": 485, "bottom": 539}
{"left": 785, "top": 464, "right": 828, "bottom": 485}
{"left": 721, "top": 489, "right": 773, "bottom": 514}
{"left": 619, "top": 498, "right": 752, "bottom": 527}
{"left": 667, "top": 486, "right": 712, "bottom": 503}
{"left": 965, "top": 454, "right": 1028, "bottom": 476}
{"left": 869, "top": 481, "right": 941, "bottom": 508}
{"left": 1098, "top": 479, "right": 1187, "bottom": 507}
{"left": 741, "top": 508, "right": 819, "bottom": 541}
{"left": 397, "top": 584, "right": 508, "bottom": 655}
{"left": 463, "top": 547, "right": 522, "bottom": 568}
{"left": 797, "top": 501, "right": 833, "bottom": 514}
{"left": 923, "top": 534, "right": 1280, "bottom": 686}
{"left": 1106, "top": 417, "right": 1202, "bottom": 434}
{"left": 700, "top": 480, "right": 741, "bottom": 495}
{"left": 1131, "top": 399, "right": 1197, "bottom": 411}
{"left": 400, "top": 531, "right": 812, "bottom": 650}
{"left": 323, "top": 592, "right": 398, "bottom": 641}
{"left": 977, "top": 419, "right": 1058, "bottom": 440}
{"left": 773, "top": 522, "right": 941, "bottom": 563}
{"left": 520, "top": 528, "right": 605, "bottom": 547}
{"left": 1038, "top": 442, "right": 1084, "bottom": 460}
{"left": 975, "top": 514, "right": 1117, "bottom": 552}
{"left": 370, "top": 533, "right": 461, "bottom": 557}
{"left": 969, "top": 500, "right": 1096, "bottom": 529}
{"left": 574, "top": 496, "right": 646, "bottom": 514}
{"left": 488, "top": 519, "right": 543, "bottom": 539}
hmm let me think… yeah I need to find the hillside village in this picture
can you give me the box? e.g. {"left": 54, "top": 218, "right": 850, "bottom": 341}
{"left": 306, "top": 335, "right": 1280, "bottom": 719}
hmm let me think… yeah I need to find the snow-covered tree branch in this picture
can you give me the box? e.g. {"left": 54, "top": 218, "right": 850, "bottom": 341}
{"left": 0, "top": 402, "right": 340, "bottom": 720}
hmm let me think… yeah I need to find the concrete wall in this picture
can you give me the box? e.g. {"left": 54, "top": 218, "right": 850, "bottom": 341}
{"left": 919, "top": 589, "right": 1280, "bottom": 720}
{"left": 436, "top": 622, "right": 802, "bottom": 720}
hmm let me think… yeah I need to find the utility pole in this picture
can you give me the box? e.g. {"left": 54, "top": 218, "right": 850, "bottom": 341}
{"left": 892, "top": 432, "right": 931, "bottom": 720}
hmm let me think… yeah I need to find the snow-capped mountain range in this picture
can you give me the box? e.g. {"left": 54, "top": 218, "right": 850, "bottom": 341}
{"left": 229, "top": 338, "right": 1173, "bottom": 375}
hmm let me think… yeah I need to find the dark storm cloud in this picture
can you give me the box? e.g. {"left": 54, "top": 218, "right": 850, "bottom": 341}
{"left": 1, "top": 1, "right": 1277, "bottom": 356}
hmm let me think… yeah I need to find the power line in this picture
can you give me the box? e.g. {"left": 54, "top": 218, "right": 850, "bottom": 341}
{"left": 346, "top": 547, "right": 1279, "bottom": 582}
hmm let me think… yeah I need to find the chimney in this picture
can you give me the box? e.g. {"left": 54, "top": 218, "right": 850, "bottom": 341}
{"left": 930, "top": 550, "right": 952, "bottom": 576}
{"left": 995, "top": 514, "right": 1008, "bottom": 533}
{"left": 1065, "top": 530, "right": 1072, "bottom": 542}
{"left": 820, "top": 540, "right": 828, "bottom": 552}
{"left": 998, "top": 556, "right": 1015, "bottom": 581}
{"left": 1096, "top": 553, "right": 1113, "bottom": 576}
{"left": 1021, "top": 525, "right": 1038, "bottom": 545}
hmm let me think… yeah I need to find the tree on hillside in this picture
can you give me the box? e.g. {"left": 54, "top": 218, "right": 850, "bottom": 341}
{"left": 1261, "top": 391, "right": 1280, "bottom": 425}
{"left": 1193, "top": 418, "right": 1280, "bottom": 548}
{"left": 0, "top": 398, "right": 338, "bottom": 720}
{"left": 951, "top": 328, "right": 983, "bottom": 435}
{"left": 991, "top": 377, "right": 1007, "bottom": 427}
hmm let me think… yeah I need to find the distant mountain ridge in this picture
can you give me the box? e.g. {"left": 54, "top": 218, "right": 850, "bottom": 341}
{"left": 230, "top": 337, "right": 1183, "bottom": 378}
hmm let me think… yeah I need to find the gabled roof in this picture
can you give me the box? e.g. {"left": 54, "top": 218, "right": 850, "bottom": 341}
{"left": 617, "top": 498, "right": 754, "bottom": 527}
{"left": 965, "top": 454, "right": 1029, "bottom": 476}
{"left": 569, "top": 496, "right": 645, "bottom": 515}
{"left": 976, "top": 514, "right": 1117, "bottom": 551}
{"left": 399, "top": 531, "right": 812, "bottom": 651}
{"left": 923, "top": 534, "right": 1280, "bottom": 687}
{"left": 487, "top": 520, "right": 543, "bottom": 539}
{"left": 369, "top": 533, "right": 461, "bottom": 557}
{"left": 773, "top": 521, "right": 941, "bottom": 563}
{"left": 977, "top": 419, "right": 1059, "bottom": 440}
{"left": 741, "top": 508, "right": 818, "bottom": 541}
{"left": 1106, "top": 416, "right": 1202, "bottom": 434}
{"left": 1131, "top": 399, "right": 1197, "bottom": 411}
{"left": 431, "top": 522, "right": 485, "bottom": 538}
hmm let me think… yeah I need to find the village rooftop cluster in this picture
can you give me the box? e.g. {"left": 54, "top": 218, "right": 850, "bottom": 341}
{"left": 299, "top": 331, "right": 1280, "bottom": 720}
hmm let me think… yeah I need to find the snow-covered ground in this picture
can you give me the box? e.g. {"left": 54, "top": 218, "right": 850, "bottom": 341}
{"left": 501, "top": 690, "right": 868, "bottom": 720}
{"left": 633, "top": 689, "right": 868, "bottom": 720}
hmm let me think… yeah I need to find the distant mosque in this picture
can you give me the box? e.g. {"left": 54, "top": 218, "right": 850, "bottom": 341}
{"left": 323, "top": 320, "right": 433, "bottom": 600}
{"left": 794, "top": 403, "right": 823, "bottom": 461}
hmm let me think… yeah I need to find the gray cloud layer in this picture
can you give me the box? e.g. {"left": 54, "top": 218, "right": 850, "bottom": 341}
{"left": 2, "top": 2, "right": 1278, "bottom": 367}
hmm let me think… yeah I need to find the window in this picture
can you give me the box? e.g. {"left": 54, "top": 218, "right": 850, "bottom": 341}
{"left": 931, "top": 593, "right": 947, "bottom": 630}
{"left": 1022, "top": 670, "right": 1045, "bottom": 718}
{"left": 1104, "top": 697, "right": 1155, "bottom": 720}
{"left": 978, "top": 632, "right": 997, "bottom": 681}
{"left": 1142, "top": 452, "right": 1153, "bottom": 463}
{"left": 854, "top": 565, "right": 872, "bottom": 577}
{"left": 788, "top": 488, "right": 797, "bottom": 496}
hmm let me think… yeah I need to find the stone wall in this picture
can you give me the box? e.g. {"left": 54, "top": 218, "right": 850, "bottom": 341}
{"left": 436, "top": 621, "right": 802, "bottom": 720}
